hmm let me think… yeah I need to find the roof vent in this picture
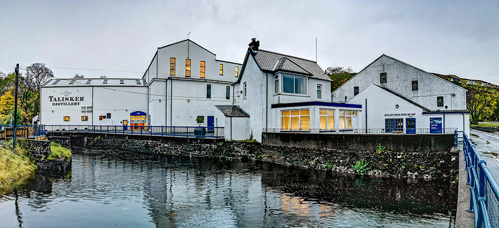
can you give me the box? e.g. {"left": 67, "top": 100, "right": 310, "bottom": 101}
{"left": 103, "top": 79, "right": 108, "bottom": 84}
{"left": 69, "top": 80, "right": 76, "bottom": 85}
{"left": 136, "top": 79, "right": 141, "bottom": 85}
{"left": 86, "top": 79, "right": 91, "bottom": 84}
{"left": 52, "top": 80, "right": 60, "bottom": 85}
{"left": 120, "top": 80, "right": 124, "bottom": 84}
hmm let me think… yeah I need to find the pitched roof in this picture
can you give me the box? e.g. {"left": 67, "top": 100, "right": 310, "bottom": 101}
{"left": 373, "top": 84, "right": 429, "bottom": 111}
{"left": 215, "top": 105, "right": 250, "bottom": 117}
{"left": 251, "top": 50, "right": 331, "bottom": 81}
{"left": 42, "top": 78, "right": 146, "bottom": 87}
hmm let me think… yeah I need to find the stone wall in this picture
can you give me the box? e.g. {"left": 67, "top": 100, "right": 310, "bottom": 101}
{"left": 18, "top": 139, "right": 71, "bottom": 175}
{"left": 263, "top": 132, "right": 455, "bottom": 152}
{"left": 58, "top": 133, "right": 458, "bottom": 180}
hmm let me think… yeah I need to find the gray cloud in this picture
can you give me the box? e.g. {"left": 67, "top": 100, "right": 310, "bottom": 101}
{"left": 0, "top": 0, "right": 498, "bottom": 85}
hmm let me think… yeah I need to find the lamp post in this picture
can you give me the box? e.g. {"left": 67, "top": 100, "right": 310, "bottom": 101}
{"left": 13, "top": 64, "right": 19, "bottom": 148}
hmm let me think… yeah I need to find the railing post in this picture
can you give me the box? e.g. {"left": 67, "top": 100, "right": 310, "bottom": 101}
{"left": 161, "top": 126, "right": 164, "bottom": 136}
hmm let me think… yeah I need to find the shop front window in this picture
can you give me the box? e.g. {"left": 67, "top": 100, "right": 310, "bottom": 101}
{"left": 281, "top": 109, "right": 310, "bottom": 130}
{"left": 319, "top": 109, "right": 334, "bottom": 130}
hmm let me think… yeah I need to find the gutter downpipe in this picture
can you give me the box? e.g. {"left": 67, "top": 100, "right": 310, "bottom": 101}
{"left": 165, "top": 80, "right": 168, "bottom": 126}
{"left": 443, "top": 112, "right": 446, "bottom": 134}
{"left": 230, "top": 117, "right": 232, "bottom": 140}
{"left": 365, "top": 99, "right": 368, "bottom": 134}
{"left": 266, "top": 73, "right": 268, "bottom": 131}
{"left": 170, "top": 78, "right": 173, "bottom": 126}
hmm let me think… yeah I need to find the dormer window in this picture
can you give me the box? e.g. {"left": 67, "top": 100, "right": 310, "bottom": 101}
{"left": 282, "top": 74, "right": 306, "bottom": 95}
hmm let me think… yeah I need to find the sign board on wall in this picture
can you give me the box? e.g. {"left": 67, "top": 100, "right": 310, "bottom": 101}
{"left": 430, "top": 118, "right": 442, "bottom": 134}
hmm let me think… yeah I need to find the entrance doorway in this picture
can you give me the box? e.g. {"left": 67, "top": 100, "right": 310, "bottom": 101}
{"left": 207, "top": 116, "right": 214, "bottom": 132}
{"left": 406, "top": 118, "right": 416, "bottom": 134}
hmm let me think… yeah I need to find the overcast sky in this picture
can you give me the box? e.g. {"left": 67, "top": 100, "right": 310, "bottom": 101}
{"left": 1, "top": 0, "right": 498, "bottom": 84}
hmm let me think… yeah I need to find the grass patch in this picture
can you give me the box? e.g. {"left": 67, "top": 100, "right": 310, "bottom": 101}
{"left": 472, "top": 123, "right": 499, "bottom": 127}
{"left": 0, "top": 145, "right": 37, "bottom": 191}
{"left": 49, "top": 142, "right": 72, "bottom": 160}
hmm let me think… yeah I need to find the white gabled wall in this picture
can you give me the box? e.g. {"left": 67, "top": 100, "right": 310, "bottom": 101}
{"left": 149, "top": 79, "right": 167, "bottom": 126}
{"left": 333, "top": 55, "right": 467, "bottom": 111}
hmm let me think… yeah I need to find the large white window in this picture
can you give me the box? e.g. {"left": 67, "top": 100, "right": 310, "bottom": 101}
{"left": 282, "top": 74, "right": 306, "bottom": 94}
{"left": 281, "top": 109, "right": 310, "bottom": 130}
{"left": 339, "top": 110, "right": 358, "bottom": 129}
{"left": 319, "top": 109, "right": 334, "bottom": 130}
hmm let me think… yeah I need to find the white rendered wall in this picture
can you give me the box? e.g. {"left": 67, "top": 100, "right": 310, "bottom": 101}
{"left": 166, "top": 79, "right": 232, "bottom": 127}
{"left": 271, "top": 76, "right": 332, "bottom": 104}
{"left": 224, "top": 117, "right": 251, "bottom": 140}
{"left": 40, "top": 86, "right": 148, "bottom": 127}
{"left": 332, "top": 55, "right": 467, "bottom": 111}
{"left": 149, "top": 79, "right": 168, "bottom": 126}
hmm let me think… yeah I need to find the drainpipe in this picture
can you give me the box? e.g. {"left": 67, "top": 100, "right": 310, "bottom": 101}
{"left": 170, "top": 78, "right": 173, "bottom": 126}
{"left": 230, "top": 116, "right": 233, "bottom": 140}
{"left": 443, "top": 112, "right": 446, "bottom": 134}
{"left": 365, "top": 98, "right": 368, "bottom": 134}
{"left": 266, "top": 73, "right": 268, "bottom": 130}
{"left": 165, "top": 80, "right": 168, "bottom": 126}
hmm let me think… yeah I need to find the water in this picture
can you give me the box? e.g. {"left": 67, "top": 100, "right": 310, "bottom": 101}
{"left": 0, "top": 153, "right": 456, "bottom": 227}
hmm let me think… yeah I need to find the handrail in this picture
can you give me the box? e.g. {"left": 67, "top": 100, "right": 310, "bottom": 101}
{"left": 459, "top": 131, "right": 499, "bottom": 227}
{"left": 5, "top": 125, "right": 225, "bottom": 139}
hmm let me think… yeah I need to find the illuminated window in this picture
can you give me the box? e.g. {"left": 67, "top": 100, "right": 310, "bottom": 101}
{"left": 185, "top": 59, "right": 191, "bottom": 77}
{"left": 281, "top": 109, "right": 310, "bottom": 130}
{"left": 63, "top": 116, "right": 70, "bottom": 121}
{"left": 339, "top": 110, "right": 358, "bottom": 129}
{"left": 319, "top": 109, "right": 334, "bottom": 130}
{"left": 81, "top": 116, "right": 88, "bottom": 121}
{"left": 99, "top": 115, "right": 106, "bottom": 120}
{"left": 170, "top": 58, "right": 176, "bottom": 76}
{"left": 235, "top": 66, "right": 239, "bottom": 77}
{"left": 200, "top": 61, "right": 205, "bottom": 78}
{"left": 220, "top": 64, "right": 223, "bottom": 75}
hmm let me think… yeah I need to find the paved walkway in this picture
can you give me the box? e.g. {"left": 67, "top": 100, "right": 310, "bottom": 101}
{"left": 469, "top": 129, "right": 499, "bottom": 181}
{"left": 455, "top": 148, "right": 474, "bottom": 228}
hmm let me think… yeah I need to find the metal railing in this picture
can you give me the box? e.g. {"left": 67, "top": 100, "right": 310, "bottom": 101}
{"left": 460, "top": 131, "right": 499, "bottom": 227}
{"left": 0, "top": 125, "right": 45, "bottom": 139}
{"left": 40, "top": 125, "right": 224, "bottom": 139}
{"left": 264, "top": 128, "right": 457, "bottom": 134}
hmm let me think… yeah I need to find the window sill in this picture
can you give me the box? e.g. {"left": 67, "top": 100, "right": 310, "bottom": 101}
{"left": 274, "top": 93, "right": 310, "bottom": 97}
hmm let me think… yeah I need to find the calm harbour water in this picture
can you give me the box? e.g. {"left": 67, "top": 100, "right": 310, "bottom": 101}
{"left": 0, "top": 153, "right": 456, "bottom": 227}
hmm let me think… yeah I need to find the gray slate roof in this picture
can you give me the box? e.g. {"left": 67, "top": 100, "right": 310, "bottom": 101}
{"left": 253, "top": 50, "right": 331, "bottom": 81}
{"left": 215, "top": 105, "right": 250, "bottom": 117}
{"left": 42, "top": 78, "right": 146, "bottom": 87}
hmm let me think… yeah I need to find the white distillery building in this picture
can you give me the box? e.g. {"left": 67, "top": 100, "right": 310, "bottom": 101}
{"left": 41, "top": 39, "right": 242, "bottom": 132}
{"left": 222, "top": 49, "right": 362, "bottom": 141}
{"left": 331, "top": 54, "right": 469, "bottom": 135}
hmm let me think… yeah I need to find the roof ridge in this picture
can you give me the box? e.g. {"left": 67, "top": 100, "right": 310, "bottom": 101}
{"left": 373, "top": 84, "right": 429, "bottom": 111}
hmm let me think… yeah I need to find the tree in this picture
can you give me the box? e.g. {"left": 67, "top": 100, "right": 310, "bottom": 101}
{"left": 326, "top": 66, "right": 356, "bottom": 91}
{"left": 25, "top": 63, "right": 54, "bottom": 91}
{"left": 467, "top": 85, "right": 499, "bottom": 124}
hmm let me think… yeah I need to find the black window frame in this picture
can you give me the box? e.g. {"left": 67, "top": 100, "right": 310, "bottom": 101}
{"left": 226, "top": 86, "right": 230, "bottom": 99}
{"left": 354, "top": 86, "right": 359, "bottom": 96}
{"left": 380, "top": 72, "right": 387, "bottom": 83}
{"left": 412, "top": 80, "right": 418, "bottom": 91}
{"left": 207, "top": 84, "right": 212, "bottom": 99}
{"left": 437, "top": 96, "right": 444, "bottom": 107}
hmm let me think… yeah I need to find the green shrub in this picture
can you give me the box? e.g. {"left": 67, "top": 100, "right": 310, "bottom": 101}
{"left": 48, "top": 142, "right": 72, "bottom": 160}
{"left": 376, "top": 144, "right": 386, "bottom": 154}
{"left": 354, "top": 159, "right": 370, "bottom": 175}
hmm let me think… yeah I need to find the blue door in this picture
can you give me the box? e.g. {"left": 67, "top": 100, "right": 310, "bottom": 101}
{"left": 430, "top": 118, "right": 442, "bottom": 134}
{"left": 207, "top": 116, "right": 215, "bottom": 132}
{"left": 406, "top": 118, "right": 416, "bottom": 134}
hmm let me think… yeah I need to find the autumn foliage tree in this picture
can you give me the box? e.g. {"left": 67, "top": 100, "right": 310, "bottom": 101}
{"left": 466, "top": 85, "right": 499, "bottom": 124}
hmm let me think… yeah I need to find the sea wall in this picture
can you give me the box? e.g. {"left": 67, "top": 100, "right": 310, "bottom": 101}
{"left": 18, "top": 140, "right": 71, "bottom": 175}
{"left": 51, "top": 133, "right": 458, "bottom": 180}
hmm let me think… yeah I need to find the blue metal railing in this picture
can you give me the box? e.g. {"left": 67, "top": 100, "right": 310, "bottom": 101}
{"left": 459, "top": 131, "right": 499, "bottom": 227}
{"left": 38, "top": 125, "right": 224, "bottom": 139}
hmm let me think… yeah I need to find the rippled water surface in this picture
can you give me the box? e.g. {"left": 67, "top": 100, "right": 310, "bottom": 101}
{"left": 0, "top": 153, "right": 456, "bottom": 227}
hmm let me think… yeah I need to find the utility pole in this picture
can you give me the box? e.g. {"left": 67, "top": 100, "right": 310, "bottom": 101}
{"left": 13, "top": 64, "right": 19, "bottom": 149}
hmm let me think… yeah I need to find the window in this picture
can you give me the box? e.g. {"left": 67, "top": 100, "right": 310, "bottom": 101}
{"left": 412, "top": 80, "right": 418, "bottom": 91}
{"left": 220, "top": 64, "right": 223, "bottom": 75}
{"left": 207, "top": 84, "right": 211, "bottom": 98}
{"left": 385, "top": 118, "right": 403, "bottom": 133}
{"left": 106, "top": 113, "right": 111, "bottom": 119}
{"left": 170, "top": 58, "right": 176, "bottom": 76}
{"left": 339, "top": 110, "right": 358, "bottom": 129}
{"left": 185, "top": 59, "right": 191, "bottom": 77}
{"left": 281, "top": 109, "right": 310, "bottom": 130}
{"left": 200, "top": 61, "right": 205, "bottom": 78}
{"left": 81, "top": 106, "right": 93, "bottom": 113}
{"left": 226, "top": 86, "right": 230, "bottom": 99}
{"left": 99, "top": 115, "right": 106, "bottom": 120}
{"left": 81, "top": 116, "right": 88, "bottom": 121}
{"left": 317, "top": 84, "right": 322, "bottom": 99}
{"left": 243, "top": 82, "right": 247, "bottom": 98}
{"left": 437, "top": 96, "right": 444, "bottom": 107}
{"left": 319, "top": 109, "right": 334, "bottom": 130}
{"left": 282, "top": 74, "right": 306, "bottom": 94}
{"left": 380, "top": 72, "right": 387, "bottom": 83}
{"left": 275, "top": 75, "right": 279, "bottom": 93}
{"left": 63, "top": 116, "right": 70, "bottom": 122}
{"left": 235, "top": 66, "right": 239, "bottom": 77}
{"left": 354, "top": 86, "right": 359, "bottom": 96}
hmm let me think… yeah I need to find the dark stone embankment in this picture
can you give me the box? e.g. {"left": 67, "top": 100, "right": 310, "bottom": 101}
{"left": 18, "top": 140, "right": 71, "bottom": 175}
{"left": 50, "top": 133, "right": 458, "bottom": 180}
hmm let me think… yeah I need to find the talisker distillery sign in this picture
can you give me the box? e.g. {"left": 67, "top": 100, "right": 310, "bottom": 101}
{"left": 48, "top": 96, "right": 84, "bottom": 106}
